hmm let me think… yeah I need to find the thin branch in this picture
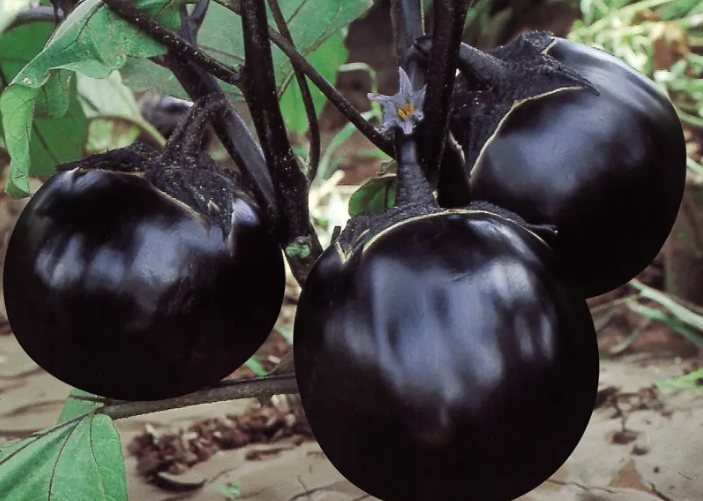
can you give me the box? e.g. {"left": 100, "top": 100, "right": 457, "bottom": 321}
{"left": 100, "top": 0, "right": 242, "bottom": 88}
{"left": 420, "top": 0, "right": 472, "bottom": 178}
{"left": 220, "top": 0, "right": 394, "bottom": 159}
{"left": 266, "top": 0, "right": 321, "bottom": 183}
{"left": 239, "top": 0, "right": 322, "bottom": 282}
{"left": 100, "top": 375, "right": 298, "bottom": 420}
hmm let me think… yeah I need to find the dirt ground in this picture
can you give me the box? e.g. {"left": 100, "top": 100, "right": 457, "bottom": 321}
{"left": 2, "top": 2, "right": 703, "bottom": 500}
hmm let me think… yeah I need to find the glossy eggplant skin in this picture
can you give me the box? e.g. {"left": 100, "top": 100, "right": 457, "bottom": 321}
{"left": 3, "top": 168, "right": 285, "bottom": 401}
{"left": 294, "top": 210, "right": 599, "bottom": 501}
{"left": 458, "top": 38, "right": 686, "bottom": 298}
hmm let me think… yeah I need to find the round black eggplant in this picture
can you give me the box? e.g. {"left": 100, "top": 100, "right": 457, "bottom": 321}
{"left": 458, "top": 37, "right": 686, "bottom": 297}
{"left": 294, "top": 209, "right": 599, "bottom": 501}
{"left": 3, "top": 167, "right": 285, "bottom": 401}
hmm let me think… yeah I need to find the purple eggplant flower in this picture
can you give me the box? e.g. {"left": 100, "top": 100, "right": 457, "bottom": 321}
{"left": 368, "top": 67, "right": 426, "bottom": 135}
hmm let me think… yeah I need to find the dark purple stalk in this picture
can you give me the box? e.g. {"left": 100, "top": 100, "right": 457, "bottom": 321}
{"left": 239, "top": 0, "right": 322, "bottom": 278}
{"left": 420, "top": 0, "right": 472, "bottom": 177}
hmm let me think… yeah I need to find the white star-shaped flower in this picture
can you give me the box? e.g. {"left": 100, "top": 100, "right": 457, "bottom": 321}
{"left": 368, "top": 67, "right": 426, "bottom": 135}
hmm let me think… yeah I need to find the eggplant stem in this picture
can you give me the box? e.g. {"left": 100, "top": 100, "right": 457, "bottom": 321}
{"left": 239, "top": 0, "right": 322, "bottom": 281}
{"left": 266, "top": 0, "right": 321, "bottom": 183}
{"left": 395, "top": 131, "right": 437, "bottom": 207}
{"left": 391, "top": 0, "right": 425, "bottom": 88}
{"left": 420, "top": 0, "right": 472, "bottom": 177}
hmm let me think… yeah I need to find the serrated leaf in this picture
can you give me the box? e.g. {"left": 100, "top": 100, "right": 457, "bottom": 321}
{"left": 279, "top": 31, "right": 348, "bottom": 134}
{"left": 0, "top": 0, "right": 34, "bottom": 35}
{"left": 348, "top": 175, "right": 396, "bottom": 217}
{"left": 0, "top": 413, "right": 127, "bottom": 501}
{"left": 57, "top": 389, "right": 106, "bottom": 424}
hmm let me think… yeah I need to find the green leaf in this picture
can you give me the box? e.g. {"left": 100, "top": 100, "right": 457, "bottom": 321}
{"left": 77, "top": 71, "right": 165, "bottom": 148}
{"left": 57, "top": 389, "right": 106, "bottom": 424}
{"left": 15, "top": 0, "right": 178, "bottom": 85}
{"left": 1, "top": 74, "right": 88, "bottom": 197}
{"left": 120, "top": 0, "right": 371, "bottom": 102}
{"left": 120, "top": 56, "right": 187, "bottom": 98}
{"left": 279, "top": 31, "right": 348, "bottom": 134}
{"left": 77, "top": 71, "right": 143, "bottom": 122}
{"left": 348, "top": 175, "right": 396, "bottom": 217}
{"left": 0, "top": 413, "right": 127, "bottom": 501}
{"left": 0, "top": 0, "right": 180, "bottom": 197}
{"left": 0, "top": 0, "right": 33, "bottom": 35}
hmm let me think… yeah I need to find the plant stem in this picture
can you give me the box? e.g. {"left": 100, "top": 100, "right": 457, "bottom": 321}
{"left": 219, "top": 0, "right": 394, "bottom": 159}
{"left": 239, "top": 0, "right": 322, "bottom": 281}
{"left": 100, "top": 375, "right": 298, "bottom": 420}
{"left": 266, "top": 0, "right": 321, "bottom": 183}
{"left": 160, "top": 93, "right": 230, "bottom": 165}
{"left": 101, "top": 0, "right": 241, "bottom": 88}
{"left": 391, "top": 0, "right": 425, "bottom": 88}
{"left": 421, "top": 0, "right": 472, "bottom": 178}
{"left": 395, "top": 130, "right": 436, "bottom": 207}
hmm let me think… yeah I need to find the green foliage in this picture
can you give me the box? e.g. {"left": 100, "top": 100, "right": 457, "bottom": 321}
{"left": 0, "top": 0, "right": 177, "bottom": 197}
{"left": 0, "top": 412, "right": 127, "bottom": 501}
{"left": 279, "top": 31, "right": 348, "bottom": 134}
{"left": 348, "top": 174, "right": 396, "bottom": 217}
{"left": 0, "top": 21, "right": 88, "bottom": 196}
{"left": 121, "top": 0, "right": 371, "bottom": 102}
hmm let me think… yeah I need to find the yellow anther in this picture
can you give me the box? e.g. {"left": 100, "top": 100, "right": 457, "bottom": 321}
{"left": 397, "top": 103, "right": 415, "bottom": 121}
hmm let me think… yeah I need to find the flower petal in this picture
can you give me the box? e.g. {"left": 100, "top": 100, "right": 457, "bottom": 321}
{"left": 397, "top": 67, "right": 413, "bottom": 98}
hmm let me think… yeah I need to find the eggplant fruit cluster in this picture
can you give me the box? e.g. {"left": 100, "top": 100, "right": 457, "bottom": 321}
{"left": 3, "top": 97, "right": 285, "bottom": 401}
{"left": 294, "top": 32, "right": 686, "bottom": 501}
